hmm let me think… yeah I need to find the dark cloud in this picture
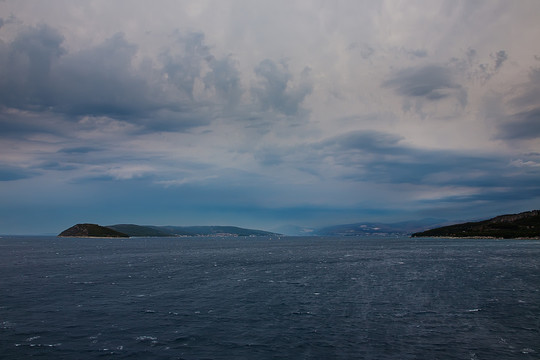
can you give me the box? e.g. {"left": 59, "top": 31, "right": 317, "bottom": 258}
{"left": 420, "top": 183, "right": 540, "bottom": 205}
{"left": 497, "top": 68, "right": 540, "bottom": 140}
{"left": 509, "top": 68, "right": 540, "bottom": 109}
{"left": 135, "top": 109, "right": 212, "bottom": 132}
{"left": 318, "top": 131, "right": 504, "bottom": 186}
{"left": 0, "top": 110, "right": 60, "bottom": 137}
{"left": 465, "top": 49, "right": 508, "bottom": 82}
{"left": 0, "top": 165, "right": 36, "bottom": 181}
{"left": 254, "top": 148, "right": 286, "bottom": 166}
{"left": 498, "top": 108, "right": 540, "bottom": 140}
{"left": 52, "top": 33, "right": 156, "bottom": 118}
{"left": 68, "top": 174, "right": 117, "bottom": 184}
{"left": 492, "top": 50, "right": 508, "bottom": 70}
{"left": 34, "top": 161, "right": 77, "bottom": 171}
{"left": 348, "top": 42, "right": 375, "bottom": 59}
{"left": 161, "top": 32, "right": 242, "bottom": 107}
{"left": 252, "top": 59, "right": 312, "bottom": 116}
{"left": 161, "top": 32, "right": 211, "bottom": 100}
{"left": 254, "top": 130, "right": 539, "bottom": 206}
{"left": 355, "top": 153, "right": 527, "bottom": 188}
{"left": 0, "top": 23, "right": 315, "bottom": 137}
{"left": 383, "top": 65, "right": 466, "bottom": 104}
{"left": 254, "top": 132, "right": 403, "bottom": 174}
{"left": 0, "top": 24, "right": 65, "bottom": 109}
{"left": 0, "top": 25, "right": 243, "bottom": 135}
{"left": 58, "top": 146, "right": 100, "bottom": 154}
{"left": 0, "top": 26, "right": 167, "bottom": 123}
{"left": 466, "top": 48, "right": 476, "bottom": 64}
{"left": 318, "top": 130, "right": 403, "bottom": 154}
{"left": 204, "top": 56, "right": 242, "bottom": 107}
{"left": 402, "top": 48, "right": 428, "bottom": 58}
{"left": 359, "top": 45, "right": 375, "bottom": 59}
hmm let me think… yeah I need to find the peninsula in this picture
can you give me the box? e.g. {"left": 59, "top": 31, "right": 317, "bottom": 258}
{"left": 58, "top": 223, "right": 278, "bottom": 238}
{"left": 411, "top": 210, "right": 540, "bottom": 239}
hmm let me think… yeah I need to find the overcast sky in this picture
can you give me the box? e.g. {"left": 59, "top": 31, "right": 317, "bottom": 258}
{"left": 1, "top": 0, "right": 539, "bottom": 234}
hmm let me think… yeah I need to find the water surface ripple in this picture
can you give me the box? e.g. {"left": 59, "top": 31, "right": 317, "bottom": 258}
{"left": 1, "top": 236, "right": 539, "bottom": 359}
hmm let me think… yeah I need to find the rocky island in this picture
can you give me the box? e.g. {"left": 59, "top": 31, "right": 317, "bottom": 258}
{"left": 411, "top": 210, "right": 540, "bottom": 239}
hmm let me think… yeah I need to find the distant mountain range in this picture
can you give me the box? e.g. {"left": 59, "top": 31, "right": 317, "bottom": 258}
{"left": 411, "top": 210, "right": 540, "bottom": 239}
{"left": 58, "top": 223, "right": 279, "bottom": 238}
{"left": 274, "top": 218, "right": 452, "bottom": 236}
{"left": 314, "top": 218, "right": 449, "bottom": 237}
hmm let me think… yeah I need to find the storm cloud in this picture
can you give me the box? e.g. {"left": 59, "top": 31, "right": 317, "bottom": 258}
{"left": 0, "top": 26, "right": 165, "bottom": 123}
{"left": 497, "top": 68, "right": 540, "bottom": 140}
{"left": 383, "top": 65, "right": 467, "bottom": 106}
{"left": 252, "top": 59, "right": 313, "bottom": 116}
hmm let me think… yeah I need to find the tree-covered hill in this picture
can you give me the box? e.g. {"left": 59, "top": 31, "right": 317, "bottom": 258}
{"left": 58, "top": 224, "right": 129, "bottom": 238}
{"left": 411, "top": 210, "right": 540, "bottom": 239}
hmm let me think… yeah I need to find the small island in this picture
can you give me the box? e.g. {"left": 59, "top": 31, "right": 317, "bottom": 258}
{"left": 411, "top": 210, "right": 540, "bottom": 239}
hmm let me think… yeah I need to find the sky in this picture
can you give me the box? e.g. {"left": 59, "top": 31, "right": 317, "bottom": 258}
{"left": 1, "top": 0, "right": 540, "bottom": 234}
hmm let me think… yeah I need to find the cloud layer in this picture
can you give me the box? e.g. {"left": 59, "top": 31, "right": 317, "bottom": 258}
{"left": 1, "top": 0, "right": 539, "bottom": 234}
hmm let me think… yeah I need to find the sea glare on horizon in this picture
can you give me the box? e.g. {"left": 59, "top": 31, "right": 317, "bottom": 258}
{"left": 0, "top": 235, "right": 539, "bottom": 359}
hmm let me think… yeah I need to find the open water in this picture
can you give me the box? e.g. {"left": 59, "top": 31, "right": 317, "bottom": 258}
{"left": 0, "top": 236, "right": 539, "bottom": 359}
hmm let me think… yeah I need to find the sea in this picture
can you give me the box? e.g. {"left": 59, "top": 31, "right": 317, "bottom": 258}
{"left": 0, "top": 235, "right": 539, "bottom": 359}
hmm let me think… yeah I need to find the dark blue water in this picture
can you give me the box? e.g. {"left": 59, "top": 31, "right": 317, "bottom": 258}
{"left": 1, "top": 236, "right": 539, "bottom": 359}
